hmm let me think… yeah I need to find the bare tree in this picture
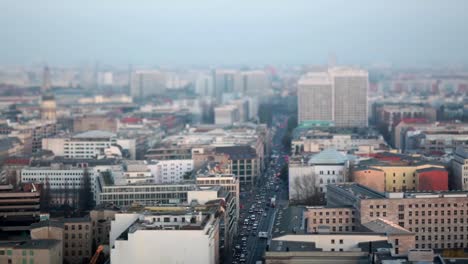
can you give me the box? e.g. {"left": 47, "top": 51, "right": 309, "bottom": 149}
{"left": 39, "top": 176, "right": 51, "bottom": 212}
{"left": 79, "top": 168, "right": 94, "bottom": 213}
{"left": 291, "top": 174, "right": 325, "bottom": 206}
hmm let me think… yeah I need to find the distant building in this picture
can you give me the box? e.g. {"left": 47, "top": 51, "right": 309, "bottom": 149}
{"left": 73, "top": 114, "right": 117, "bottom": 133}
{"left": 40, "top": 95, "right": 57, "bottom": 122}
{"left": 298, "top": 67, "right": 368, "bottom": 127}
{"left": 214, "top": 105, "right": 240, "bottom": 125}
{"left": 130, "top": 70, "right": 166, "bottom": 99}
{"left": 42, "top": 130, "right": 136, "bottom": 159}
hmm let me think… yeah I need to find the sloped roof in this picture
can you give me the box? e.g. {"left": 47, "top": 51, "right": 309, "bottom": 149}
{"left": 308, "top": 149, "right": 347, "bottom": 165}
{"left": 363, "top": 218, "right": 413, "bottom": 235}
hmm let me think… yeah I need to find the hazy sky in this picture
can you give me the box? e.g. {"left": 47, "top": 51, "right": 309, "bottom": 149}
{"left": 1, "top": 0, "right": 468, "bottom": 66}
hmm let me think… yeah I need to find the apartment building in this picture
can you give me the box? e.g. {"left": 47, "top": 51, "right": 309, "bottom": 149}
{"left": 62, "top": 218, "right": 92, "bottom": 264}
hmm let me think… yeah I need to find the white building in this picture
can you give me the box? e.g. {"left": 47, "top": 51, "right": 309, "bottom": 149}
{"left": 149, "top": 159, "right": 194, "bottom": 184}
{"left": 20, "top": 164, "right": 119, "bottom": 204}
{"left": 214, "top": 105, "right": 240, "bottom": 126}
{"left": 298, "top": 67, "right": 368, "bottom": 127}
{"left": 110, "top": 208, "right": 220, "bottom": 264}
{"left": 453, "top": 146, "right": 468, "bottom": 190}
{"left": 289, "top": 149, "right": 349, "bottom": 201}
{"left": 42, "top": 130, "right": 136, "bottom": 159}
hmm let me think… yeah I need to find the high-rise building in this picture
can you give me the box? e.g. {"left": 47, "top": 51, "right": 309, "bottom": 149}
{"left": 298, "top": 67, "right": 368, "bottom": 127}
{"left": 130, "top": 70, "right": 166, "bottom": 99}
{"left": 213, "top": 70, "right": 242, "bottom": 102}
{"left": 298, "top": 72, "right": 333, "bottom": 123}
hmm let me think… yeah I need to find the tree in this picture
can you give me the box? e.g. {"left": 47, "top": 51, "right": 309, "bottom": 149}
{"left": 290, "top": 174, "right": 325, "bottom": 206}
{"left": 39, "top": 176, "right": 51, "bottom": 212}
{"left": 79, "top": 168, "right": 95, "bottom": 213}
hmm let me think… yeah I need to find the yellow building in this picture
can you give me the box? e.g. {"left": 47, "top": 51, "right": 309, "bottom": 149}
{"left": 371, "top": 163, "right": 443, "bottom": 192}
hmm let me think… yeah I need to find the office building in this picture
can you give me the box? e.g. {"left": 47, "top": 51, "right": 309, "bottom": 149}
{"left": 298, "top": 67, "right": 368, "bottom": 127}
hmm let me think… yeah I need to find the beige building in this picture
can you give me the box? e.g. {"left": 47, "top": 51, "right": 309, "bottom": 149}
{"left": 0, "top": 239, "right": 62, "bottom": 264}
{"left": 327, "top": 183, "right": 468, "bottom": 250}
{"left": 30, "top": 217, "right": 93, "bottom": 264}
{"left": 40, "top": 95, "right": 57, "bottom": 122}
{"left": 90, "top": 208, "right": 118, "bottom": 246}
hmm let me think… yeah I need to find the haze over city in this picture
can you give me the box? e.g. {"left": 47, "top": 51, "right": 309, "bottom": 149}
{"left": 1, "top": 0, "right": 468, "bottom": 66}
{"left": 0, "top": 1, "right": 468, "bottom": 264}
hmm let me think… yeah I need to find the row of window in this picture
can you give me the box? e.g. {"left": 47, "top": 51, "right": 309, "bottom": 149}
{"left": 410, "top": 226, "right": 465, "bottom": 233}
{"left": 314, "top": 210, "right": 355, "bottom": 216}
{"left": 415, "top": 242, "right": 464, "bottom": 249}
{"left": 313, "top": 218, "right": 355, "bottom": 224}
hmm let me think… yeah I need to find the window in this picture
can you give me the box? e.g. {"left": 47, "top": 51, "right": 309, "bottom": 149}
{"left": 331, "top": 239, "right": 335, "bottom": 244}
{"left": 339, "top": 239, "right": 343, "bottom": 244}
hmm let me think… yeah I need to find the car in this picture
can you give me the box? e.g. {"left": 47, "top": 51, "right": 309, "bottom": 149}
{"left": 263, "top": 213, "right": 267, "bottom": 217}
{"left": 241, "top": 236, "right": 247, "bottom": 241}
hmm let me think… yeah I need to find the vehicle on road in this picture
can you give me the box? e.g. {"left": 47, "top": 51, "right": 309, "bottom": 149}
{"left": 258, "top": 232, "right": 268, "bottom": 238}
{"left": 270, "top": 196, "right": 276, "bottom": 207}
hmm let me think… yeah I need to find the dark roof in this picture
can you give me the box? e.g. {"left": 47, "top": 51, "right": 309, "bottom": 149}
{"left": 270, "top": 240, "right": 319, "bottom": 252}
{"left": 30, "top": 220, "right": 64, "bottom": 229}
{"left": 16, "top": 239, "right": 61, "bottom": 249}
{"left": 214, "top": 146, "right": 257, "bottom": 160}
{"left": 0, "top": 137, "right": 22, "bottom": 152}
{"left": 357, "top": 240, "right": 393, "bottom": 252}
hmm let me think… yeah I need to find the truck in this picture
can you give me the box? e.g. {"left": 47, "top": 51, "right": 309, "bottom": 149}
{"left": 270, "top": 196, "right": 276, "bottom": 208}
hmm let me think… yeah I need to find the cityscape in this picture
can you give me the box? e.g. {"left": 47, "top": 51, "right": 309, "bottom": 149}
{"left": 0, "top": 1, "right": 468, "bottom": 264}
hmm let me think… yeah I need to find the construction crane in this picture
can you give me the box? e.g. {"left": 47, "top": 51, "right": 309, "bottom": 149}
{"left": 89, "top": 245, "right": 104, "bottom": 264}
